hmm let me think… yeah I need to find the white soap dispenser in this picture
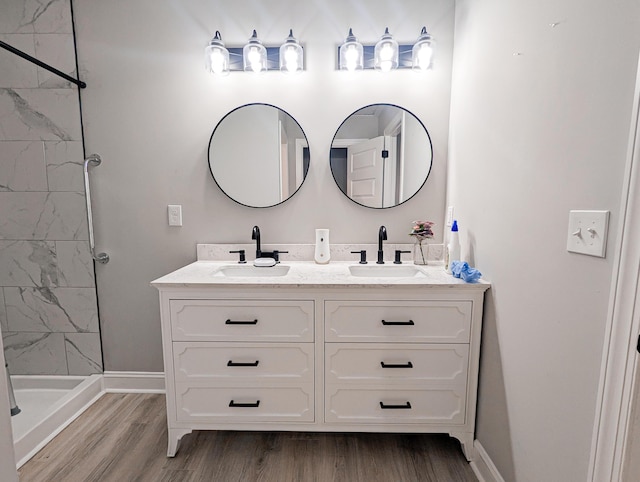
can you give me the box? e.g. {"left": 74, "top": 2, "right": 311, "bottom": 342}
{"left": 314, "top": 229, "right": 330, "bottom": 264}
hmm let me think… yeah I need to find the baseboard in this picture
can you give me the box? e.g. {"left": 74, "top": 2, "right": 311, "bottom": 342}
{"left": 102, "top": 371, "right": 165, "bottom": 393}
{"left": 470, "top": 440, "right": 505, "bottom": 482}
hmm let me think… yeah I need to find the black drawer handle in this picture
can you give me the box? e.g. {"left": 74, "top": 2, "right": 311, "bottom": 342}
{"left": 229, "top": 400, "right": 260, "bottom": 408}
{"left": 225, "top": 319, "right": 258, "bottom": 325}
{"left": 380, "top": 401, "right": 412, "bottom": 409}
{"left": 380, "top": 361, "right": 413, "bottom": 369}
{"left": 227, "top": 360, "right": 259, "bottom": 367}
{"left": 381, "top": 319, "right": 414, "bottom": 326}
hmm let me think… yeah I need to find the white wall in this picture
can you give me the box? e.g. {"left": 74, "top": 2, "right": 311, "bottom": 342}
{"left": 449, "top": 0, "right": 640, "bottom": 480}
{"left": 74, "top": 0, "right": 454, "bottom": 371}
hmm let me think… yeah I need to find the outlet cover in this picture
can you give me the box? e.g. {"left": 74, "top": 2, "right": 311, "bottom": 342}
{"left": 168, "top": 205, "right": 182, "bottom": 226}
{"left": 566, "top": 210, "right": 609, "bottom": 257}
{"left": 446, "top": 206, "right": 454, "bottom": 227}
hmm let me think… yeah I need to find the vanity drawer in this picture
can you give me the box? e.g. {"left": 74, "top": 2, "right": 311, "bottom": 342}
{"left": 325, "top": 343, "right": 469, "bottom": 385}
{"left": 175, "top": 384, "right": 314, "bottom": 423}
{"left": 170, "top": 300, "right": 314, "bottom": 342}
{"left": 173, "top": 342, "right": 314, "bottom": 383}
{"left": 325, "top": 386, "right": 465, "bottom": 424}
{"left": 324, "top": 300, "right": 472, "bottom": 343}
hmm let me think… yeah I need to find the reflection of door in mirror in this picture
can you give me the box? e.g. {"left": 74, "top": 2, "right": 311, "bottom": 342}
{"left": 279, "top": 120, "right": 289, "bottom": 200}
{"left": 330, "top": 104, "right": 432, "bottom": 209}
{"left": 346, "top": 136, "right": 386, "bottom": 208}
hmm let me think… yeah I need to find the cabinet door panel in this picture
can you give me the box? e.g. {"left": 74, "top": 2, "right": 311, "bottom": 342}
{"left": 325, "top": 301, "right": 471, "bottom": 343}
{"left": 173, "top": 342, "right": 314, "bottom": 383}
{"left": 175, "top": 384, "right": 314, "bottom": 422}
{"left": 325, "top": 343, "right": 468, "bottom": 384}
{"left": 325, "top": 386, "right": 465, "bottom": 424}
{"left": 170, "top": 300, "right": 314, "bottom": 342}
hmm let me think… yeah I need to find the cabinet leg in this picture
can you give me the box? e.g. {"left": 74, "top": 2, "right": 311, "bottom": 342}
{"left": 449, "top": 432, "right": 474, "bottom": 461}
{"left": 167, "top": 428, "right": 192, "bottom": 457}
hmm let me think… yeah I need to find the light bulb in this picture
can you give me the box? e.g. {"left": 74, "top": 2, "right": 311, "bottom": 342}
{"left": 280, "top": 30, "right": 303, "bottom": 74}
{"left": 210, "top": 48, "right": 225, "bottom": 74}
{"left": 416, "top": 44, "right": 433, "bottom": 71}
{"left": 379, "top": 60, "right": 392, "bottom": 72}
{"left": 379, "top": 43, "right": 394, "bottom": 61}
{"left": 345, "top": 45, "right": 359, "bottom": 71}
{"left": 412, "top": 27, "right": 434, "bottom": 72}
{"left": 374, "top": 28, "right": 398, "bottom": 72}
{"left": 248, "top": 47, "right": 261, "bottom": 71}
{"left": 339, "top": 28, "right": 363, "bottom": 71}
{"left": 204, "top": 31, "right": 229, "bottom": 76}
{"left": 243, "top": 30, "right": 267, "bottom": 73}
{"left": 284, "top": 46, "right": 299, "bottom": 72}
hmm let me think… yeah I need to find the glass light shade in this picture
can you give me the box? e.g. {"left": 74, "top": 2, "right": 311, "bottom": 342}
{"left": 204, "top": 31, "right": 230, "bottom": 76}
{"left": 374, "top": 28, "right": 398, "bottom": 72}
{"left": 412, "top": 27, "right": 434, "bottom": 72}
{"left": 280, "top": 29, "right": 303, "bottom": 73}
{"left": 339, "top": 28, "right": 363, "bottom": 71}
{"left": 243, "top": 30, "right": 268, "bottom": 73}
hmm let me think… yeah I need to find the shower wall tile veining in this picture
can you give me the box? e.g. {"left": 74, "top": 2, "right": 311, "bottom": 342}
{"left": 0, "top": 0, "right": 102, "bottom": 375}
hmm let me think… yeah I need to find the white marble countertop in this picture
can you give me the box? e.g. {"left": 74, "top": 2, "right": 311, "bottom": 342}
{"left": 151, "top": 260, "right": 490, "bottom": 290}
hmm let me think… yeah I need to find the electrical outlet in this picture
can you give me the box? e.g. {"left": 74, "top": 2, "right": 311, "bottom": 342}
{"left": 168, "top": 205, "right": 182, "bottom": 226}
{"left": 566, "top": 210, "right": 609, "bottom": 257}
{"left": 446, "top": 206, "right": 454, "bottom": 227}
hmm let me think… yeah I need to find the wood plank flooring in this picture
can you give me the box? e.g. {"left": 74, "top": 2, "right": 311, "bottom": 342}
{"left": 18, "top": 393, "right": 477, "bottom": 482}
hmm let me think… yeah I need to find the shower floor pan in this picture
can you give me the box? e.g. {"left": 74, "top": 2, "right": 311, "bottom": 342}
{"left": 10, "top": 374, "right": 104, "bottom": 468}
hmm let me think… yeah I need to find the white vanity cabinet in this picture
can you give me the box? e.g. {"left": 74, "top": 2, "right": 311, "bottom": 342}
{"left": 153, "top": 263, "right": 489, "bottom": 461}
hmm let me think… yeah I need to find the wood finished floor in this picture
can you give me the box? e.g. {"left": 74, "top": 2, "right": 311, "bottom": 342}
{"left": 18, "top": 393, "right": 478, "bottom": 482}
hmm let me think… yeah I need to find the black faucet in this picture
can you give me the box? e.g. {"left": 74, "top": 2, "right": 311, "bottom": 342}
{"left": 377, "top": 225, "right": 387, "bottom": 264}
{"left": 252, "top": 226, "right": 261, "bottom": 259}
{"left": 250, "top": 226, "right": 287, "bottom": 262}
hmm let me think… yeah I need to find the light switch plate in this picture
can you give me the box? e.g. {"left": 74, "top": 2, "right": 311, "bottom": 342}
{"left": 168, "top": 205, "right": 182, "bottom": 226}
{"left": 566, "top": 210, "right": 609, "bottom": 257}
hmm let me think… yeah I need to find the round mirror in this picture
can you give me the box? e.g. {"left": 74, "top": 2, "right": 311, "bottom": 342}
{"left": 330, "top": 104, "right": 432, "bottom": 209}
{"left": 208, "top": 104, "right": 310, "bottom": 208}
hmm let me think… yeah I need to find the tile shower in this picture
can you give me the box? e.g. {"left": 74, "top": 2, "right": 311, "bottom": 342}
{"left": 0, "top": 0, "right": 102, "bottom": 376}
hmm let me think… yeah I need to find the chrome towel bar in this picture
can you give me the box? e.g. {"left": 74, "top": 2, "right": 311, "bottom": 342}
{"left": 83, "top": 154, "right": 109, "bottom": 264}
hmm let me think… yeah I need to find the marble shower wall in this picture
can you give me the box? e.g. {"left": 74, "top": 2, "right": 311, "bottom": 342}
{"left": 0, "top": 0, "right": 102, "bottom": 375}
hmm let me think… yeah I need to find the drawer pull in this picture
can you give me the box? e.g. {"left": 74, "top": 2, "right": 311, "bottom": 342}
{"left": 380, "top": 361, "right": 413, "bottom": 369}
{"left": 381, "top": 319, "right": 415, "bottom": 326}
{"left": 225, "top": 319, "right": 258, "bottom": 325}
{"left": 379, "top": 401, "right": 412, "bottom": 410}
{"left": 227, "top": 360, "right": 260, "bottom": 367}
{"left": 229, "top": 400, "right": 260, "bottom": 408}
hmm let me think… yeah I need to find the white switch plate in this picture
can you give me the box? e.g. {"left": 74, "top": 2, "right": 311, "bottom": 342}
{"left": 168, "top": 205, "right": 182, "bottom": 226}
{"left": 566, "top": 210, "right": 609, "bottom": 257}
{"left": 446, "top": 206, "right": 454, "bottom": 227}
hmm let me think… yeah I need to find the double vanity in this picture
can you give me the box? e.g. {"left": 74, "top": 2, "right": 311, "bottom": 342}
{"left": 152, "top": 244, "right": 489, "bottom": 461}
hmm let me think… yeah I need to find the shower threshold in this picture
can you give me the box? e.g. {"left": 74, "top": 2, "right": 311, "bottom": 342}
{"left": 10, "top": 374, "right": 104, "bottom": 468}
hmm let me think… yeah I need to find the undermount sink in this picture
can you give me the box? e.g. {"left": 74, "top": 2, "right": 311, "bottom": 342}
{"left": 216, "top": 265, "right": 290, "bottom": 277}
{"left": 348, "top": 265, "right": 426, "bottom": 278}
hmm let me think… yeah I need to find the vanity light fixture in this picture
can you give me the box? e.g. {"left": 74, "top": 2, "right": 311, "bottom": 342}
{"left": 412, "top": 27, "right": 434, "bottom": 72}
{"left": 339, "top": 28, "right": 364, "bottom": 71}
{"left": 280, "top": 29, "right": 304, "bottom": 73}
{"left": 205, "top": 30, "right": 305, "bottom": 75}
{"left": 243, "top": 30, "right": 268, "bottom": 73}
{"left": 337, "top": 26, "right": 434, "bottom": 71}
{"left": 374, "top": 28, "right": 399, "bottom": 72}
{"left": 204, "top": 31, "right": 230, "bottom": 76}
